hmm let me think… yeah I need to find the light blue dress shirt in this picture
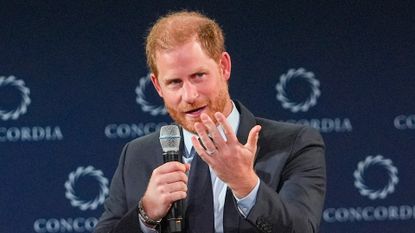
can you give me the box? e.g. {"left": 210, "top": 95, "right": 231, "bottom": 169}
{"left": 140, "top": 102, "right": 260, "bottom": 233}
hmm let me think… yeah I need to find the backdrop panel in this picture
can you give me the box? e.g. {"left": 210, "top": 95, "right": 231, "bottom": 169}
{"left": 1, "top": 1, "right": 414, "bottom": 233}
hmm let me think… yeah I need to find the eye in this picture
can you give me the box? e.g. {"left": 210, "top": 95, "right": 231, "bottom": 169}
{"left": 166, "top": 79, "right": 182, "bottom": 87}
{"left": 194, "top": 72, "right": 206, "bottom": 78}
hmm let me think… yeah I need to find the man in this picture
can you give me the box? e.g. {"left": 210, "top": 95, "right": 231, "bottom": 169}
{"left": 94, "top": 11, "right": 326, "bottom": 233}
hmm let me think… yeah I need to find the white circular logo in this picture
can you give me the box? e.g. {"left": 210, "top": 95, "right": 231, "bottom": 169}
{"left": 353, "top": 155, "right": 399, "bottom": 200}
{"left": 135, "top": 73, "right": 167, "bottom": 116}
{"left": 275, "top": 68, "right": 320, "bottom": 113}
{"left": 65, "top": 166, "right": 109, "bottom": 211}
{"left": 0, "top": 75, "right": 31, "bottom": 120}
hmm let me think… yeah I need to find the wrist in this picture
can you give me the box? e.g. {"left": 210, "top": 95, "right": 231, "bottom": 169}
{"left": 230, "top": 172, "right": 258, "bottom": 198}
{"left": 138, "top": 199, "right": 162, "bottom": 228}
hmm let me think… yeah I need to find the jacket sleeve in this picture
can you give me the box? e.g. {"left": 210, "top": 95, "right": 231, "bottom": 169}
{"left": 246, "top": 126, "right": 326, "bottom": 233}
{"left": 94, "top": 143, "right": 144, "bottom": 233}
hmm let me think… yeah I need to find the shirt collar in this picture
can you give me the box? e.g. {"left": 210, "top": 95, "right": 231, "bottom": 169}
{"left": 182, "top": 101, "right": 240, "bottom": 155}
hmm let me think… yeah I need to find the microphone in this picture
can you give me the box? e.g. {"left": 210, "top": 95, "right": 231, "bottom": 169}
{"left": 159, "top": 125, "right": 183, "bottom": 233}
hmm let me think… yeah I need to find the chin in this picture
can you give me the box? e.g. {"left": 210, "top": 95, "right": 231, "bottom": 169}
{"left": 178, "top": 122, "right": 196, "bottom": 133}
{"left": 183, "top": 118, "right": 201, "bottom": 132}
{"left": 167, "top": 114, "right": 197, "bottom": 133}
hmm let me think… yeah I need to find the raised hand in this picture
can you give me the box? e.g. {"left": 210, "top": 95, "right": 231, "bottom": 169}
{"left": 191, "top": 112, "right": 261, "bottom": 198}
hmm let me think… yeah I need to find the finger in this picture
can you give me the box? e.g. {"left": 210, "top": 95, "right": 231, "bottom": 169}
{"left": 245, "top": 125, "right": 261, "bottom": 152}
{"left": 167, "top": 190, "right": 187, "bottom": 202}
{"left": 153, "top": 162, "right": 187, "bottom": 175}
{"left": 200, "top": 113, "right": 226, "bottom": 148}
{"left": 194, "top": 122, "right": 217, "bottom": 153}
{"left": 158, "top": 181, "right": 188, "bottom": 194}
{"left": 156, "top": 171, "right": 188, "bottom": 185}
{"left": 214, "top": 112, "right": 238, "bottom": 143}
{"left": 191, "top": 135, "right": 214, "bottom": 166}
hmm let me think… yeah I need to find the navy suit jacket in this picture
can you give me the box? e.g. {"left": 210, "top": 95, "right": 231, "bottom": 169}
{"left": 94, "top": 101, "right": 326, "bottom": 233}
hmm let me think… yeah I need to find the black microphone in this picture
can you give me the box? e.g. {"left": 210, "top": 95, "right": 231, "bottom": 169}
{"left": 159, "top": 125, "right": 183, "bottom": 233}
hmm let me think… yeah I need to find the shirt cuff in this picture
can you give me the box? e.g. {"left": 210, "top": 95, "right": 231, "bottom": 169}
{"left": 139, "top": 217, "right": 159, "bottom": 233}
{"left": 233, "top": 177, "right": 260, "bottom": 217}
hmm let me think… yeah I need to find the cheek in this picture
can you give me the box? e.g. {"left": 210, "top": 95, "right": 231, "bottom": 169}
{"left": 200, "top": 80, "right": 219, "bottom": 95}
{"left": 163, "top": 91, "right": 181, "bottom": 105}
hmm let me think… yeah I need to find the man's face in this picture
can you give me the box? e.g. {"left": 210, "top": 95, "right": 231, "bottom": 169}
{"left": 151, "top": 38, "right": 232, "bottom": 132}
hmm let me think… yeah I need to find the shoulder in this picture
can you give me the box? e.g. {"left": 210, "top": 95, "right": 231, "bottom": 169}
{"left": 119, "top": 130, "right": 162, "bottom": 165}
{"left": 127, "top": 130, "right": 160, "bottom": 149}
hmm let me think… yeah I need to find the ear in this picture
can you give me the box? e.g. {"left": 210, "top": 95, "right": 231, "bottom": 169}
{"left": 150, "top": 73, "right": 164, "bottom": 97}
{"left": 219, "top": 52, "right": 231, "bottom": 81}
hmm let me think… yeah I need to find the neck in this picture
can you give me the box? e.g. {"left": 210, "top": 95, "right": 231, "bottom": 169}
{"left": 221, "top": 99, "right": 233, "bottom": 118}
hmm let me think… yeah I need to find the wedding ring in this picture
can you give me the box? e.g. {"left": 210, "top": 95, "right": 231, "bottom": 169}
{"left": 206, "top": 149, "right": 217, "bottom": 156}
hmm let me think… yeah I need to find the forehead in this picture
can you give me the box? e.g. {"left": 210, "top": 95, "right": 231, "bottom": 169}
{"left": 157, "top": 38, "right": 206, "bottom": 59}
{"left": 155, "top": 39, "right": 217, "bottom": 75}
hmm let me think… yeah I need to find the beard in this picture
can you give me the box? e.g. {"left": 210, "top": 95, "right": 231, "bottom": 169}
{"left": 164, "top": 82, "right": 230, "bottom": 133}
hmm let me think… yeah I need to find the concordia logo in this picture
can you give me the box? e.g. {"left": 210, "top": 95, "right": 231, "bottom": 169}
{"left": 64, "top": 166, "right": 109, "bottom": 211}
{"left": 104, "top": 73, "right": 168, "bottom": 139}
{"left": 275, "top": 68, "right": 352, "bottom": 133}
{"left": 0, "top": 75, "right": 63, "bottom": 142}
{"left": 33, "top": 166, "right": 108, "bottom": 233}
{"left": 323, "top": 155, "right": 415, "bottom": 223}
{"left": 135, "top": 73, "right": 167, "bottom": 116}
{"left": 275, "top": 68, "right": 320, "bottom": 113}
{"left": 0, "top": 75, "right": 31, "bottom": 120}
{"left": 354, "top": 155, "right": 399, "bottom": 200}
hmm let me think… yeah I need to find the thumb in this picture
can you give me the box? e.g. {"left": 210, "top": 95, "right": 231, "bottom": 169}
{"left": 245, "top": 125, "right": 261, "bottom": 152}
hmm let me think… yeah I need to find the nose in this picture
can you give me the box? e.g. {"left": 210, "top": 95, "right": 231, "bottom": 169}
{"left": 182, "top": 81, "right": 199, "bottom": 103}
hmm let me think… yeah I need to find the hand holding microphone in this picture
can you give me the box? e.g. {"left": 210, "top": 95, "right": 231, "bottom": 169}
{"left": 140, "top": 125, "right": 189, "bottom": 231}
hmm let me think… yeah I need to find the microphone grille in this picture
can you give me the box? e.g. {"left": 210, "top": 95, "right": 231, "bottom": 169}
{"left": 159, "top": 125, "right": 181, "bottom": 152}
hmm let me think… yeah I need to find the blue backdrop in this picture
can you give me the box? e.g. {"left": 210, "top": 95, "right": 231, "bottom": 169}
{"left": 1, "top": 1, "right": 414, "bottom": 233}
